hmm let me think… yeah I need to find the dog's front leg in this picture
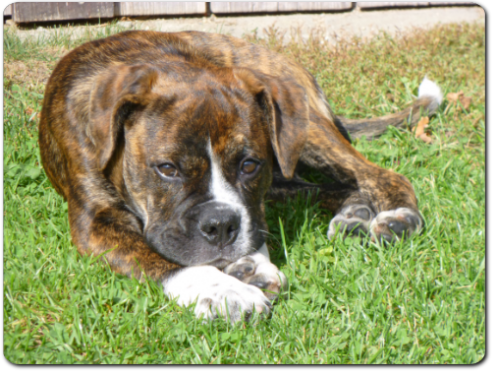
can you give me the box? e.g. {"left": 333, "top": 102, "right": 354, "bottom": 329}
{"left": 223, "top": 244, "right": 289, "bottom": 301}
{"left": 163, "top": 266, "right": 272, "bottom": 321}
{"left": 75, "top": 204, "right": 181, "bottom": 282}
{"left": 73, "top": 204, "right": 271, "bottom": 322}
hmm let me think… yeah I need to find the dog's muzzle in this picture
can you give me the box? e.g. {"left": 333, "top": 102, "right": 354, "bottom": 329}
{"left": 198, "top": 202, "right": 241, "bottom": 249}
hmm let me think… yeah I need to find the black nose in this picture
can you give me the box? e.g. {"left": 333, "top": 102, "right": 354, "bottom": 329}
{"left": 199, "top": 206, "right": 241, "bottom": 248}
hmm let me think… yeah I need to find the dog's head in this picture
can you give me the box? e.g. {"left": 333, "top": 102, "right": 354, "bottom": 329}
{"left": 88, "top": 63, "right": 308, "bottom": 268}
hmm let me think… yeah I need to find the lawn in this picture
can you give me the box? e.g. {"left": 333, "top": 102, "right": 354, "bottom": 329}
{"left": 3, "top": 21, "right": 485, "bottom": 364}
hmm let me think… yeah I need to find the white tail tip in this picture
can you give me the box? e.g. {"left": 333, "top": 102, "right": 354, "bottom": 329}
{"left": 418, "top": 76, "right": 443, "bottom": 106}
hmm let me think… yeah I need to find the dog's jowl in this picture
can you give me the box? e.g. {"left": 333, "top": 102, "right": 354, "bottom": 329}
{"left": 39, "top": 31, "right": 441, "bottom": 321}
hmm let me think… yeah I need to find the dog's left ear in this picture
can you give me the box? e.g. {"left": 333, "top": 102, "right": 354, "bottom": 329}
{"left": 234, "top": 68, "right": 309, "bottom": 179}
{"left": 89, "top": 64, "right": 158, "bottom": 171}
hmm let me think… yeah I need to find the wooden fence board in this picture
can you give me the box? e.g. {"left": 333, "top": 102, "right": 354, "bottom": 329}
{"left": 276, "top": 2, "right": 353, "bottom": 12}
{"left": 115, "top": 2, "right": 206, "bottom": 16}
{"left": 4, "top": 4, "right": 12, "bottom": 16}
{"left": 13, "top": 2, "right": 114, "bottom": 23}
{"left": 429, "top": 2, "right": 476, "bottom": 5}
{"left": 211, "top": 2, "right": 353, "bottom": 14}
{"left": 357, "top": 2, "right": 429, "bottom": 8}
{"left": 8, "top": 2, "right": 478, "bottom": 24}
{"left": 210, "top": 2, "right": 279, "bottom": 14}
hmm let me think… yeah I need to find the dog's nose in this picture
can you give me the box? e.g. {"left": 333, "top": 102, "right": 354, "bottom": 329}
{"left": 199, "top": 207, "right": 241, "bottom": 248}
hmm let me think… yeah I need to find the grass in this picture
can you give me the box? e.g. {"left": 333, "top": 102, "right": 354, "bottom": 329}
{"left": 3, "top": 21, "right": 485, "bottom": 364}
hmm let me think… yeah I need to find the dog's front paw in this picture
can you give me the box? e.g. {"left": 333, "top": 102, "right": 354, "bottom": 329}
{"left": 370, "top": 207, "right": 423, "bottom": 242}
{"left": 163, "top": 266, "right": 271, "bottom": 322}
{"left": 224, "top": 252, "right": 288, "bottom": 301}
{"left": 327, "top": 204, "right": 374, "bottom": 239}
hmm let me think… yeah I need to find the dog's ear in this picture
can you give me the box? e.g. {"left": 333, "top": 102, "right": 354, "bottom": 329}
{"left": 89, "top": 64, "right": 158, "bottom": 171}
{"left": 234, "top": 68, "right": 309, "bottom": 179}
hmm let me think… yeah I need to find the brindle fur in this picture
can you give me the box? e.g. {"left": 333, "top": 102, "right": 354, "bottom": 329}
{"left": 39, "top": 30, "right": 435, "bottom": 283}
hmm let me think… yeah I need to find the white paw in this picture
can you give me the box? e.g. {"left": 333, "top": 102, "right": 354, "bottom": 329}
{"left": 370, "top": 207, "right": 423, "bottom": 242}
{"left": 163, "top": 265, "right": 271, "bottom": 322}
{"left": 327, "top": 204, "right": 374, "bottom": 239}
{"left": 223, "top": 244, "right": 288, "bottom": 301}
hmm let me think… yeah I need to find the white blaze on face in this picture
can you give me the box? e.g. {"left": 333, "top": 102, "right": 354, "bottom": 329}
{"left": 207, "top": 139, "right": 251, "bottom": 253}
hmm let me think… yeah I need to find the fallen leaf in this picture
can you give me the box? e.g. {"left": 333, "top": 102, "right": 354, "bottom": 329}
{"left": 413, "top": 116, "right": 429, "bottom": 137}
{"left": 447, "top": 91, "right": 463, "bottom": 103}
{"left": 412, "top": 116, "right": 433, "bottom": 143}
{"left": 447, "top": 90, "right": 472, "bottom": 110}
{"left": 460, "top": 96, "right": 472, "bottom": 110}
{"left": 419, "top": 133, "right": 433, "bottom": 144}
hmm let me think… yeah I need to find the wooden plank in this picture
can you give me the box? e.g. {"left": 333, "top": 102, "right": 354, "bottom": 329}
{"left": 115, "top": 2, "right": 207, "bottom": 17}
{"left": 277, "top": 2, "right": 353, "bottom": 12}
{"left": 13, "top": 2, "right": 114, "bottom": 23}
{"left": 4, "top": 4, "right": 12, "bottom": 16}
{"left": 357, "top": 2, "right": 477, "bottom": 9}
{"left": 210, "top": 2, "right": 352, "bottom": 13}
{"left": 210, "top": 2, "right": 279, "bottom": 14}
{"left": 429, "top": 2, "right": 476, "bottom": 5}
{"left": 357, "top": 2, "right": 430, "bottom": 8}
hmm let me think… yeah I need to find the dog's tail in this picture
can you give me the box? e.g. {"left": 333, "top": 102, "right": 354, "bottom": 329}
{"left": 337, "top": 77, "right": 443, "bottom": 140}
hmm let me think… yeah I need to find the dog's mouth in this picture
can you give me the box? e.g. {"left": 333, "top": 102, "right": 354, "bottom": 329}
{"left": 145, "top": 226, "right": 255, "bottom": 267}
{"left": 143, "top": 199, "right": 267, "bottom": 268}
{"left": 178, "top": 241, "right": 253, "bottom": 268}
{"left": 206, "top": 257, "right": 232, "bottom": 269}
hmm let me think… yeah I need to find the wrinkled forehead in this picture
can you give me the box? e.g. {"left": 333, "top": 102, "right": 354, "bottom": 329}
{"left": 131, "top": 83, "right": 270, "bottom": 161}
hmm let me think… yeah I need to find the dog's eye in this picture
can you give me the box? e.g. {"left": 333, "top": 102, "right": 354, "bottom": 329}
{"left": 240, "top": 159, "right": 260, "bottom": 175}
{"left": 155, "top": 163, "right": 178, "bottom": 179}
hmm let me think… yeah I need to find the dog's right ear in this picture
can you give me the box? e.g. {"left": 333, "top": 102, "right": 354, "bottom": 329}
{"left": 234, "top": 68, "right": 309, "bottom": 180}
{"left": 89, "top": 65, "right": 158, "bottom": 171}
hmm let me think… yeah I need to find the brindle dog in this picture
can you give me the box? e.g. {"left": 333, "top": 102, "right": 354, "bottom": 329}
{"left": 39, "top": 31, "right": 442, "bottom": 321}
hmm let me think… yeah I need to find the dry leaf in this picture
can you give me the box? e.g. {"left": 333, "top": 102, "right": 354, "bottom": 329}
{"left": 460, "top": 96, "right": 472, "bottom": 110}
{"left": 447, "top": 90, "right": 472, "bottom": 110}
{"left": 419, "top": 133, "right": 433, "bottom": 144}
{"left": 412, "top": 116, "right": 432, "bottom": 143}
{"left": 447, "top": 91, "right": 463, "bottom": 103}
{"left": 414, "top": 116, "right": 429, "bottom": 137}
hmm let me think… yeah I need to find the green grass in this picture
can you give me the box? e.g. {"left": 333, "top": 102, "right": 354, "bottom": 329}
{"left": 3, "top": 21, "right": 485, "bottom": 364}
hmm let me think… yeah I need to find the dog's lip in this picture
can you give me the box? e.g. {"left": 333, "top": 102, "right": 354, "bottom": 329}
{"left": 206, "top": 257, "right": 231, "bottom": 269}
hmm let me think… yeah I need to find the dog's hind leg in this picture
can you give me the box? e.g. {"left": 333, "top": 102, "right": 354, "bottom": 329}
{"left": 296, "top": 81, "right": 444, "bottom": 243}
{"left": 299, "top": 117, "right": 423, "bottom": 242}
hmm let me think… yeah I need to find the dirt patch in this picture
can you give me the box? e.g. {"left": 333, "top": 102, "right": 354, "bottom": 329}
{"left": 4, "top": 60, "right": 53, "bottom": 91}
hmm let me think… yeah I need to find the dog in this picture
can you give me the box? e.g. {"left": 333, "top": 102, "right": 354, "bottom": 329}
{"left": 38, "top": 30, "right": 442, "bottom": 321}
